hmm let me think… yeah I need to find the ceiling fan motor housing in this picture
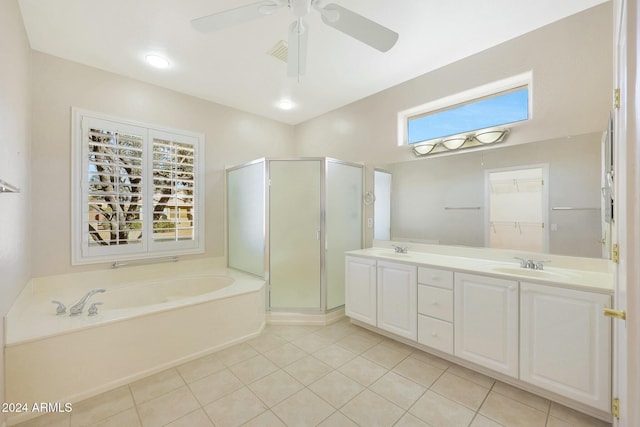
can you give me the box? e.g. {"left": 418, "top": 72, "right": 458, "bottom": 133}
{"left": 290, "top": 0, "right": 312, "bottom": 17}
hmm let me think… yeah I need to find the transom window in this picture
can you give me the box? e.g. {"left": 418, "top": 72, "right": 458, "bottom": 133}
{"left": 398, "top": 72, "right": 532, "bottom": 148}
{"left": 408, "top": 87, "right": 529, "bottom": 144}
{"left": 72, "top": 109, "right": 205, "bottom": 264}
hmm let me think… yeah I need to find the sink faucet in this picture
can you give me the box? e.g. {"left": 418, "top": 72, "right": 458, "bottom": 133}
{"left": 392, "top": 245, "right": 408, "bottom": 254}
{"left": 534, "top": 260, "right": 551, "bottom": 270}
{"left": 514, "top": 257, "right": 528, "bottom": 268}
{"left": 514, "top": 257, "right": 551, "bottom": 270}
{"left": 69, "top": 288, "right": 106, "bottom": 315}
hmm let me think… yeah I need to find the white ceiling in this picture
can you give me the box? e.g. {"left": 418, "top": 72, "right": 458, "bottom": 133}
{"left": 18, "top": 0, "right": 607, "bottom": 125}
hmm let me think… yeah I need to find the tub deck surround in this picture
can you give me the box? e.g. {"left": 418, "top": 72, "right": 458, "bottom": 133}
{"left": 4, "top": 258, "right": 266, "bottom": 425}
{"left": 5, "top": 258, "right": 259, "bottom": 344}
{"left": 348, "top": 241, "right": 614, "bottom": 293}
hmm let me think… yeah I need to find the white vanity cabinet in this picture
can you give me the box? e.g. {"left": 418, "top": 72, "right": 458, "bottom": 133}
{"left": 417, "top": 267, "right": 454, "bottom": 354}
{"left": 345, "top": 256, "right": 377, "bottom": 326}
{"left": 344, "top": 248, "right": 614, "bottom": 417}
{"left": 520, "top": 282, "right": 612, "bottom": 412}
{"left": 454, "top": 273, "right": 519, "bottom": 378}
{"left": 377, "top": 261, "right": 418, "bottom": 340}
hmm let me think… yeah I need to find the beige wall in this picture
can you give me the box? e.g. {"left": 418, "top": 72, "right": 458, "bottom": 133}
{"left": 294, "top": 3, "right": 612, "bottom": 164}
{"left": 293, "top": 3, "right": 612, "bottom": 245}
{"left": 0, "top": 0, "right": 32, "bottom": 420}
{"left": 30, "top": 53, "right": 296, "bottom": 277}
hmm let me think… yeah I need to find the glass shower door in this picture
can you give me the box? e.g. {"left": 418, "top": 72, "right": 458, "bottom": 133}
{"left": 269, "top": 160, "right": 322, "bottom": 309}
{"left": 227, "top": 160, "right": 265, "bottom": 277}
{"left": 326, "top": 161, "right": 363, "bottom": 309}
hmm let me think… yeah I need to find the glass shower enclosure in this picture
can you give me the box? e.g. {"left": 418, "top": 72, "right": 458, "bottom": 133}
{"left": 226, "top": 158, "right": 363, "bottom": 313}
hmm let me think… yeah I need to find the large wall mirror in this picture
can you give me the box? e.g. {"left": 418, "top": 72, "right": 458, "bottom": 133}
{"left": 378, "top": 131, "right": 609, "bottom": 259}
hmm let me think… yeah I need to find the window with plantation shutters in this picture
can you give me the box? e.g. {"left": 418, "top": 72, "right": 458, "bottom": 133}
{"left": 87, "top": 126, "right": 145, "bottom": 249}
{"left": 151, "top": 132, "right": 197, "bottom": 246}
{"left": 72, "top": 109, "right": 205, "bottom": 264}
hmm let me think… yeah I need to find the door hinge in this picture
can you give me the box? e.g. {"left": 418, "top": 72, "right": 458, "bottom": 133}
{"left": 614, "top": 88, "right": 620, "bottom": 109}
{"left": 612, "top": 243, "right": 620, "bottom": 263}
{"left": 612, "top": 397, "right": 620, "bottom": 419}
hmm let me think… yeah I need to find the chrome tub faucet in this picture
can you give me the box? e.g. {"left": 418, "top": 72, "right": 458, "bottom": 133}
{"left": 69, "top": 288, "right": 106, "bottom": 315}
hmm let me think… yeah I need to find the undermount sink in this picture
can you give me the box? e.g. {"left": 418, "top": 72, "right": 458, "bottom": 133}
{"left": 490, "top": 266, "right": 567, "bottom": 279}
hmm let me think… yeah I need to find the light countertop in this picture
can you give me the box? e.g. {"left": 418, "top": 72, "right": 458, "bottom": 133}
{"left": 347, "top": 243, "right": 614, "bottom": 293}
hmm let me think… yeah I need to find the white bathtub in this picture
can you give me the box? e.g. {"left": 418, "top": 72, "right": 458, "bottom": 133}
{"left": 4, "top": 258, "right": 265, "bottom": 425}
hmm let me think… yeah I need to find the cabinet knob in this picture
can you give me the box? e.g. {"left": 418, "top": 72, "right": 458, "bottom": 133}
{"left": 431, "top": 332, "right": 438, "bottom": 337}
{"left": 431, "top": 275, "right": 440, "bottom": 281}
{"left": 432, "top": 301, "right": 440, "bottom": 306}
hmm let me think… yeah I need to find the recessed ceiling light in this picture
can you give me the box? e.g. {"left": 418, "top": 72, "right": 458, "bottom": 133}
{"left": 145, "top": 54, "right": 170, "bottom": 69}
{"left": 278, "top": 100, "right": 294, "bottom": 110}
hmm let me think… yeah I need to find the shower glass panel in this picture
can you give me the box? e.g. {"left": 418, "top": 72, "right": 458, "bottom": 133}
{"left": 269, "top": 160, "right": 322, "bottom": 309}
{"left": 227, "top": 160, "right": 265, "bottom": 277}
{"left": 326, "top": 160, "right": 363, "bottom": 309}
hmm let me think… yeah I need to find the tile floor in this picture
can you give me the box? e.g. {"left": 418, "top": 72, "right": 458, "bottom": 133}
{"left": 15, "top": 318, "right": 612, "bottom": 427}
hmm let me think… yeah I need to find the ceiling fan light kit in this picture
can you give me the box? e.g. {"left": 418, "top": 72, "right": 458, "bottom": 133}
{"left": 191, "top": 0, "right": 399, "bottom": 78}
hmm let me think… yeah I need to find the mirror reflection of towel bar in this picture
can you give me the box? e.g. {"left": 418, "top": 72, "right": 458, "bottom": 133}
{"left": 444, "top": 207, "right": 481, "bottom": 210}
{"left": 552, "top": 207, "right": 600, "bottom": 211}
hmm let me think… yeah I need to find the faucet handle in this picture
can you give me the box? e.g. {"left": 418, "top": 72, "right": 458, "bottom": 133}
{"left": 535, "top": 260, "right": 551, "bottom": 270}
{"left": 88, "top": 302, "right": 103, "bottom": 316}
{"left": 51, "top": 300, "right": 67, "bottom": 315}
{"left": 513, "top": 257, "right": 527, "bottom": 268}
{"left": 392, "top": 245, "right": 408, "bottom": 254}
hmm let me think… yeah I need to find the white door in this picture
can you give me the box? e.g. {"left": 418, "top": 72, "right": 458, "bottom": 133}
{"left": 485, "top": 166, "right": 548, "bottom": 253}
{"left": 454, "top": 273, "right": 519, "bottom": 378}
{"left": 345, "top": 256, "right": 377, "bottom": 326}
{"left": 612, "top": 0, "right": 640, "bottom": 427}
{"left": 520, "top": 282, "right": 612, "bottom": 412}
{"left": 377, "top": 261, "right": 417, "bottom": 340}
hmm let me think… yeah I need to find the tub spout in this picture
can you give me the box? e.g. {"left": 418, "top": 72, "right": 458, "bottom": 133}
{"left": 69, "top": 288, "right": 106, "bottom": 315}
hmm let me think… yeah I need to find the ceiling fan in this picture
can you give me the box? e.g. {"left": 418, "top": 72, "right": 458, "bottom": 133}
{"left": 191, "top": 0, "right": 399, "bottom": 77}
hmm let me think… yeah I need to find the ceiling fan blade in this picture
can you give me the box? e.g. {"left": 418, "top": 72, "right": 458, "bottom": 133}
{"left": 287, "top": 19, "right": 308, "bottom": 78}
{"left": 191, "top": 1, "right": 284, "bottom": 32}
{"left": 320, "top": 3, "right": 398, "bottom": 52}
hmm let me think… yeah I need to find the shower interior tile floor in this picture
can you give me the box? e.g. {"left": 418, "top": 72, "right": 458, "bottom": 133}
{"left": 15, "top": 318, "right": 611, "bottom": 427}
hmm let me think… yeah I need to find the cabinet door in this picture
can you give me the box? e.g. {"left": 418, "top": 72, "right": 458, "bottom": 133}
{"left": 520, "top": 282, "right": 611, "bottom": 412}
{"left": 345, "top": 256, "right": 377, "bottom": 326}
{"left": 454, "top": 273, "right": 519, "bottom": 377}
{"left": 377, "top": 261, "right": 417, "bottom": 340}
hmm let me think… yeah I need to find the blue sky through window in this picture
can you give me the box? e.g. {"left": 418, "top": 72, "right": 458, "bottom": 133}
{"left": 408, "top": 87, "right": 529, "bottom": 144}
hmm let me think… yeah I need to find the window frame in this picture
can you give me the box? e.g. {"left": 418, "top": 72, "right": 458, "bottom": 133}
{"left": 71, "top": 108, "right": 205, "bottom": 265}
{"left": 397, "top": 72, "right": 533, "bottom": 147}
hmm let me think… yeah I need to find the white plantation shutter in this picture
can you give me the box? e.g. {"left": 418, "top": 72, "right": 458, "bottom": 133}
{"left": 150, "top": 130, "right": 199, "bottom": 250}
{"left": 73, "top": 110, "right": 204, "bottom": 264}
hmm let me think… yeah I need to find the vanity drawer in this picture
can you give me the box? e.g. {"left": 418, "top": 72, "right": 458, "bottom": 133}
{"left": 418, "top": 315, "right": 453, "bottom": 354}
{"left": 418, "top": 267, "right": 453, "bottom": 289}
{"left": 418, "top": 285, "right": 453, "bottom": 321}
